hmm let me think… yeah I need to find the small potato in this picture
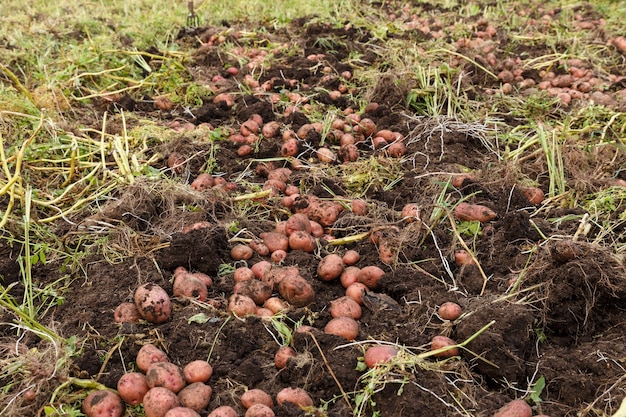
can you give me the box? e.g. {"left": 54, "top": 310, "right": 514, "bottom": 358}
{"left": 308, "top": 201, "right": 340, "bottom": 227}
{"left": 271, "top": 249, "right": 287, "bottom": 263}
{"left": 249, "top": 240, "right": 270, "bottom": 256}
{"left": 136, "top": 344, "right": 169, "bottom": 373}
{"left": 364, "top": 346, "right": 399, "bottom": 368}
{"left": 261, "top": 232, "right": 289, "bottom": 253}
{"left": 454, "top": 202, "right": 497, "bottom": 223}
{"left": 492, "top": 399, "right": 532, "bottom": 417}
{"left": 274, "top": 346, "right": 297, "bottom": 369}
{"left": 177, "top": 382, "right": 212, "bottom": 411}
{"left": 183, "top": 360, "right": 213, "bottom": 384}
{"left": 208, "top": 406, "right": 238, "bottom": 417}
{"left": 173, "top": 273, "right": 208, "bottom": 301}
{"left": 164, "top": 407, "right": 201, "bottom": 417}
{"left": 114, "top": 302, "right": 141, "bottom": 324}
{"left": 288, "top": 230, "right": 316, "bottom": 252}
{"left": 143, "top": 387, "right": 180, "bottom": 417}
{"left": 146, "top": 362, "right": 186, "bottom": 393}
{"left": 234, "top": 267, "right": 255, "bottom": 282}
{"left": 117, "top": 372, "right": 149, "bottom": 405}
{"left": 228, "top": 294, "right": 257, "bottom": 316}
{"left": 330, "top": 296, "right": 362, "bottom": 319}
{"left": 454, "top": 249, "right": 474, "bottom": 266}
{"left": 522, "top": 187, "right": 545, "bottom": 205}
{"left": 430, "top": 335, "right": 459, "bottom": 358}
{"left": 82, "top": 390, "right": 124, "bottom": 417}
{"left": 134, "top": 283, "right": 172, "bottom": 324}
{"left": 276, "top": 387, "right": 313, "bottom": 408}
{"left": 278, "top": 275, "right": 316, "bottom": 307}
{"left": 285, "top": 213, "right": 312, "bottom": 236}
{"left": 241, "top": 389, "right": 274, "bottom": 409}
{"left": 230, "top": 244, "right": 254, "bottom": 261}
{"left": 340, "top": 266, "right": 361, "bottom": 288}
{"left": 317, "top": 254, "right": 344, "bottom": 282}
{"left": 358, "top": 266, "right": 385, "bottom": 290}
{"left": 245, "top": 404, "right": 275, "bottom": 417}
{"left": 324, "top": 316, "right": 359, "bottom": 340}
{"left": 401, "top": 203, "right": 420, "bottom": 223}
{"left": 438, "top": 302, "right": 462, "bottom": 321}
{"left": 251, "top": 261, "right": 272, "bottom": 280}
{"left": 342, "top": 250, "right": 360, "bottom": 266}
{"left": 234, "top": 279, "right": 273, "bottom": 305}
{"left": 345, "top": 283, "right": 368, "bottom": 305}
{"left": 191, "top": 173, "right": 214, "bottom": 191}
{"left": 264, "top": 297, "right": 288, "bottom": 314}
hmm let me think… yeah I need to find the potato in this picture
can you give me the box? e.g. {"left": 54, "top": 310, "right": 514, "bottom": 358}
{"left": 234, "top": 279, "right": 273, "bottom": 305}
{"left": 191, "top": 173, "right": 214, "bottom": 191}
{"left": 251, "top": 261, "right": 272, "bottom": 280}
{"left": 364, "top": 346, "right": 399, "bottom": 368}
{"left": 454, "top": 249, "right": 474, "bottom": 266}
{"left": 308, "top": 201, "right": 340, "bottom": 227}
{"left": 134, "top": 283, "right": 172, "bottom": 324}
{"left": 177, "top": 382, "right": 212, "bottom": 411}
{"left": 82, "top": 390, "right": 124, "bottom": 417}
{"left": 183, "top": 360, "right": 213, "bottom": 384}
{"left": 340, "top": 266, "right": 361, "bottom": 288}
{"left": 278, "top": 275, "right": 315, "bottom": 307}
{"left": 401, "top": 203, "right": 420, "bottom": 223}
{"left": 430, "top": 335, "right": 459, "bottom": 358}
{"left": 345, "top": 283, "right": 368, "bottom": 305}
{"left": 264, "top": 297, "right": 288, "bottom": 314}
{"left": 241, "top": 389, "right": 273, "bottom": 409}
{"left": 234, "top": 267, "right": 255, "bottom": 282}
{"left": 317, "top": 253, "right": 344, "bottom": 282}
{"left": 164, "top": 407, "right": 201, "bottom": 417}
{"left": 522, "top": 187, "right": 545, "bottom": 205}
{"left": 228, "top": 294, "right": 257, "bottom": 316}
{"left": 256, "top": 307, "right": 274, "bottom": 318}
{"left": 143, "top": 387, "right": 180, "bottom": 417}
{"left": 276, "top": 387, "right": 313, "bottom": 408}
{"left": 285, "top": 213, "right": 312, "bottom": 236}
{"left": 117, "top": 372, "right": 149, "bottom": 405}
{"left": 438, "top": 302, "right": 462, "bottom": 321}
{"left": 288, "top": 230, "right": 316, "bottom": 252}
{"left": 261, "top": 232, "right": 289, "bottom": 253}
{"left": 271, "top": 249, "right": 287, "bottom": 263}
{"left": 114, "top": 302, "right": 141, "bottom": 323}
{"left": 492, "top": 399, "right": 532, "bottom": 417}
{"left": 173, "top": 273, "right": 208, "bottom": 301}
{"left": 330, "top": 296, "right": 362, "bottom": 319}
{"left": 207, "top": 406, "right": 238, "bottom": 417}
{"left": 136, "top": 343, "right": 169, "bottom": 373}
{"left": 274, "top": 346, "right": 297, "bottom": 369}
{"left": 358, "top": 266, "right": 385, "bottom": 290}
{"left": 342, "top": 250, "right": 360, "bottom": 266}
{"left": 324, "top": 317, "right": 359, "bottom": 340}
{"left": 191, "top": 272, "right": 213, "bottom": 289}
{"left": 230, "top": 244, "right": 254, "bottom": 261}
{"left": 454, "top": 202, "right": 497, "bottom": 223}
{"left": 146, "top": 362, "right": 186, "bottom": 393}
{"left": 249, "top": 239, "right": 270, "bottom": 256}
{"left": 245, "top": 403, "right": 275, "bottom": 417}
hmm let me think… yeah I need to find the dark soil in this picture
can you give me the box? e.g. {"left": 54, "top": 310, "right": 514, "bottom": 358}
{"left": 2, "top": 2, "right": 626, "bottom": 417}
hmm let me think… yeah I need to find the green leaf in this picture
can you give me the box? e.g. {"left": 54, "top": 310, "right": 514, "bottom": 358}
{"left": 188, "top": 313, "right": 210, "bottom": 324}
{"left": 529, "top": 375, "right": 546, "bottom": 404}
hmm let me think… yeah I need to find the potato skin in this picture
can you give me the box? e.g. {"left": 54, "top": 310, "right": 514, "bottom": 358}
{"left": 114, "top": 302, "right": 141, "bottom": 323}
{"left": 245, "top": 403, "right": 275, "bottom": 417}
{"left": 364, "top": 346, "right": 399, "bottom": 368}
{"left": 134, "top": 283, "right": 172, "bottom": 324}
{"left": 143, "top": 387, "right": 180, "bottom": 417}
{"left": 241, "top": 388, "right": 274, "bottom": 409}
{"left": 277, "top": 275, "right": 315, "bottom": 307}
{"left": 275, "top": 387, "right": 314, "bottom": 408}
{"left": 431, "top": 335, "right": 459, "bottom": 358}
{"left": 177, "top": 382, "right": 212, "bottom": 411}
{"left": 117, "top": 372, "right": 149, "bottom": 405}
{"left": 164, "top": 407, "right": 201, "bottom": 417}
{"left": 324, "top": 317, "right": 359, "bottom": 340}
{"left": 454, "top": 202, "right": 497, "bottom": 223}
{"left": 330, "top": 296, "right": 362, "bottom": 319}
{"left": 173, "top": 273, "right": 208, "bottom": 301}
{"left": 438, "top": 302, "right": 462, "bottom": 321}
{"left": 82, "top": 390, "right": 124, "bottom": 417}
{"left": 208, "top": 406, "right": 238, "bottom": 417}
{"left": 183, "top": 360, "right": 213, "bottom": 383}
{"left": 136, "top": 343, "right": 169, "bottom": 373}
{"left": 492, "top": 399, "right": 532, "bottom": 417}
{"left": 317, "top": 254, "right": 344, "bottom": 282}
{"left": 146, "top": 362, "right": 186, "bottom": 393}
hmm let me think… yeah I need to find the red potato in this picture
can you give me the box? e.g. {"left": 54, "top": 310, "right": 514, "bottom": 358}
{"left": 143, "top": 387, "right": 180, "bottom": 417}
{"left": 191, "top": 272, "right": 213, "bottom": 288}
{"left": 191, "top": 173, "right": 214, "bottom": 191}
{"left": 317, "top": 254, "right": 344, "bottom": 282}
{"left": 288, "top": 230, "right": 316, "bottom": 252}
{"left": 430, "top": 335, "right": 459, "bottom": 358}
{"left": 177, "top": 382, "right": 212, "bottom": 411}
{"left": 261, "top": 232, "right": 289, "bottom": 253}
{"left": 251, "top": 261, "right": 272, "bottom": 280}
{"left": 183, "top": 360, "right": 213, "bottom": 384}
{"left": 285, "top": 213, "right": 312, "bottom": 236}
{"left": 256, "top": 307, "right": 274, "bottom": 318}
{"left": 228, "top": 294, "right": 258, "bottom": 316}
{"left": 136, "top": 344, "right": 169, "bottom": 373}
{"left": 358, "top": 265, "right": 385, "bottom": 290}
{"left": 454, "top": 202, "right": 497, "bottom": 223}
{"left": 316, "top": 147, "right": 335, "bottom": 163}
{"left": 261, "top": 265, "right": 299, "bottom": 287}
{"left": 330, "top": 296, "right": 362, "bottom": 319}
{"left": 522, "top": 187, "right": 545, "bottom": 205}
{"left": 241, "top": 119, "right": 260, "bottom": 136}
{"left": 454, "top": 249, "right": 474, "bottom": 266}
{"left": 82, "top": 390, "right": 124, "bottom": 417}
{"left": 342, "top": 250, "right": 360, "bottom": 266}
{"left": 262, "top": 121, "right": 280, "bottom": 138}
{"left": 351, "top": 199, "right": 368, "bottom": 216}
{"left": 324, "top": 316, "right": 359, "bottom": 340}
{"left": 230, "top": 244, "right": 254, "bottom": 261}
{"left": 346, "top": 282, "right": 368, "bottom": 305}
{"left": 264, "top": 297, "right": 288, "bottom": 314}
{"left": 245, "top": 404, "right": 275, "bottom": 417}
{"left": 164, "top": 408, "right": 201, "bottom": 417}
{"left": 308, "top": 201, "right": 340, "bottom": 227}
{"left": 364, "top": 346, "right": 399, "bottom": 368}
{"left": 276, "top": 387, "right": 314, "bottom": 408}
{"left": 213, "top": 93, "right": 234, "bottom": 106}
{"left": 234, "top": 279, "right": 273, "bottom": 305}
{"left": 492, "top": 399, "right": 532, "bottom": 417}
{"left": 438, "top": 302, "right": 462, "bottom": 321}
{"left": 114, "top": 302, "right": 141, "bottom": 323}
{"left": 340, "top": 266, "right": 361, "bottom": 288}
{"left": 208, "top": 406, "right": 238, "bottom": 417}
{"left": 401, "top": 203, "right": 420, "bottom": 223}
{"left": 271, "top": 249, "right": 287, "bottom": 263}
{"left": 310, "top": 221, "right": 324, "bottom": 238}
{"left": 278, "top": 274, "right": 316, "bottom": 307}
{"left": 241, "top": 389, "right": 274, "bottom": 409}
{"left": 146, "top": 362, "right": 186, "bottom": 393}
{"left": 249, "top": 240, "right": 270, "bottom": 256}
{"left": 274, "top": 346, "right": 297, "bottom": 369}
{"left": 281, "top": 138, "right": 299, "bottom": 157}
{"left": 117, "top": 372, "right": 149, "bottom": 405}
{"left": 134, "top": 284, "right": 172, "bottom": 324}
{"left": 182, "top": 221, "right": 213, "bottom": 234}
{"left": 173, "top": 273, "right": 208, "bottom": 301}
{"left": 386, "top": 141, "right": 406, "bottom": 157}
{"left": 234, "top": 267, "right": 255, "bottom": 282}
{"left": 451, "top": 173, "right": 474, "bottom": 188}
{"left": 167, "top": 153, "right": 185, "bottom": 174}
